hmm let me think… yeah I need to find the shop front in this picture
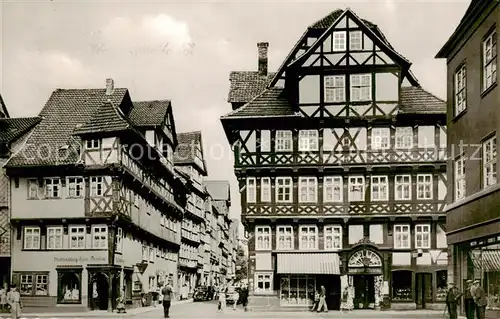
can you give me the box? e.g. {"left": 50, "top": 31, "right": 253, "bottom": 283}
{"left": 276, "top": 252, "right": 341, "bottom": 309}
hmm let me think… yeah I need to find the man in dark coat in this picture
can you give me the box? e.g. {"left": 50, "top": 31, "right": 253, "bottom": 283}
{"left": 446, "top": 282, "right": 462, "bottom": 319}
{"left": 464, "top": 279, "right": 475, "bottom": 319}
{"left": 473, "top": 280, "right": 488, "bottom": 319}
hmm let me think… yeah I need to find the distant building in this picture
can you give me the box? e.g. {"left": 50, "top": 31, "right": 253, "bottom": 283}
{"left": 436, "top": 1, "right": 499, "bottom": 318}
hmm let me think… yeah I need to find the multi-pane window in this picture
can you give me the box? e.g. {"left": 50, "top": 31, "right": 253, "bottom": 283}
{"left": 395, "top": 127, "right": 413, "bottom": 149}
{"left": 349, "top": 31, "right": 362, "bottom": 50}
{"left": 483, "top": 136, "right": 497, "bottom": 188}
{"left": 324, "top": 225, "right": 342, "bottom": 250}
{"left": 255, "top": 273, "right": 272, "bottom": 293}
{"left": 372, "top": 128, "right": 390, "bottom": 150}
{"left": 394, "top": 225, "right": 410, "bottom": 249}
{"left": 276, "top": 226, "right": 294, "bottom": 250}
{"left": 348, "top": 176, "right": 365, "bottom": 201}
{"left": 246, "top": 177, "right": 256, "bottom": 203}
{"left": 20, "top": 274, "right": 48, "bottom": 296}
{"left": 333, "top": 31, "right": 346, "bottom": 51}
{"left": 298, "top": 130, "right": 318, "bottom": 152}
{"left": 46, "top": 226, "right": 63, "bottom": 250}
{"left": 86, "top": 139, "right": 100, "bottom": 150}
{"left": 415, "top": 225, "right": 430, "bottom": 249}
{"left": 256, "top": 226, "right": 271, "bottom": 250}
{"left": 23, "top": 227, "right": 40, "bottom": 250}
{"left": 325, "top": 76, "right": 345, "bottom": 102}
{"left": 482, "top": 30, "right": 497, "bottom": 91}
{"left": 299, "top": 226, "right": 318, "bottom": 250}
{"left": 27, "top": 179, "right": 39, "bottom": 199}
{"left": 44, "top": 178, "right": 61, "bottom": 198}
{"left": 261, "top": 177, "right": 271, "bottom": 202}
{"left": 276, "top": 177, "right": 293, "bottom": 202}
{"left": 116, "top": 227, "right": 123, "bottom": 253}
{"left": 90, "top": 177, "right": 103, "bottom": 196}
{"left": 395, "top": 175, "right": 412, "bottom": 200}
{"left": 142, "top": 244, "right": 149, "bottom": 261}
{"left": 69, "top": 226, "right": 86, "bottom": 249}
{"left": 455, "top": 156, "right": 466, "bottom": 200}
{"left": 417, "top": 174, "right": 433, "bottom": 200}
{"left": 454, "top": 64, "right": 467, "bottom": 115}
{"left": 323, "top": 176, "right": 343, "bottom": 202}
{"left": 350, "top": 74, "right": 371, "bottom": 101}
{"left": 92, "top": 225, "right": 108, "bottom": 249}
{"left": 67, "top": 177, "right": 84, "bottom": 198}
{"left": 299, "top": 177, "right": 317, "bottom": 203}
{"left": 371, "top": 176, "right": 388, "bottom": 201}
{"left": 276, "top": 131, "right": 292, "bottom": 152}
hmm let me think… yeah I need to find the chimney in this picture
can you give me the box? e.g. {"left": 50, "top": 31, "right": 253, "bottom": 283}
{"left": 257, "top": 42, "right": 269, "bottom": 76}
{"left": 105, "top": 78, "right": 114, "bottom": 95}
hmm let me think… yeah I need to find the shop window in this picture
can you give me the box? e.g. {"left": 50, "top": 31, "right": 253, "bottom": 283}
{"left": 392, "top": 271, "right": 412, "bottom": 301}
{"left": 255, "top": 272, "right": 272, "bottom": 293}
{"left": 18, "top": 272, "right": 49, "bottom": 296}
{"left": 57, "top": 269, "right": 82, "bottom": 304}
{"left": 280, "top": 276, "right": 316, "bottom": 306}
{"left": 468, "top": 243, "right": 500, "bottom": 311}
{"left": 436, "top": 270, "right": 447, "bottom": 302}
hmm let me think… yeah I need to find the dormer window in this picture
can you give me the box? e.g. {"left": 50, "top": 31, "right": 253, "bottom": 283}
{"left": 333, "top": 31, "right": 346, "bottom": 51}
{"left": 86, "top": 139, "right": 100, "bottom": 150}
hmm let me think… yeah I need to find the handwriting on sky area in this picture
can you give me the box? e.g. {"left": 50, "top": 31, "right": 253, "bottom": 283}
{"left": 89, "top": 42, "right": 196, "bottom": 57}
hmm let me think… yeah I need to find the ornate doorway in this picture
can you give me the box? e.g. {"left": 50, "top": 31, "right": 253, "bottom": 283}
{"left": 348, "top": 249, "right": 383, "bottom": 309}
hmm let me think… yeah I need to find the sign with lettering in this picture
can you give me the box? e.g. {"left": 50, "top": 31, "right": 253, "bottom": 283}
{"left": 54, "top": 255, "right": 107, "bottom": 264}
{"left": 114, "top": 255, "right": 125, "bottom": 265}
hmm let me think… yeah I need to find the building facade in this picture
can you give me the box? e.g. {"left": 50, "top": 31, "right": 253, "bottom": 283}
{"left": 436, "top": 1, "right": 499, "bottom": 318}
{"left": 174, "top": 131, "right": 208, "bottom": 298}
{"left": 5, "top": 80, "right": 187, "bottom": 310}
{"left": 222, "top": 9, "right": 449, "bottom": 310}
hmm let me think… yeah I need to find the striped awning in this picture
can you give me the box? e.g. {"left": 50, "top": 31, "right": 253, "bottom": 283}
{"left": 470, "top": 250, "right": 500, "bottom": 272}
{"left": 277, "top": 253, "right": 340, "bottom": 275}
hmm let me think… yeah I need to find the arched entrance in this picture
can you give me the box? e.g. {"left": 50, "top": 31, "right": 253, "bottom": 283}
{"left": 90, "top": 273, "right": 109, "bottom": 310}
{"left": 347, "top": 249, "right": 383, "bottom": 309}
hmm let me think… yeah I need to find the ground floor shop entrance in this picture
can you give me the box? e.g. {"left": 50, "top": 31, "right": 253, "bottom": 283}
{"left": 353, "top": 275, "right": 375, "bottom": 309}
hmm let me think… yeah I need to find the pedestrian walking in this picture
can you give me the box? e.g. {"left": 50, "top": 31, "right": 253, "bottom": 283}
{"left": 6, "top": 284, "right": 21, "bottom": 319}
{"left": 340, "top": 286, "right": 353, "bottom": 312}
{"left": 464, "top": 279, "right": 475, "bottom": 319}
{"left": 310, "top": 289, "right": 320, "bottom": 311}
{"left": 218, "top": 285, "right": 226, "bottom": 312}
{"left": 232, "top": 289, "right": 239, "bottom": 311}
{"left": 316, "top": 285, "right": 328, "bottom": 313}
{"left": 446, "top": 282, "right": 462, "bottom": 319}
{"left": 116, "top": 288, "right": 127, "bottom": 314}
{"left": 0, "top": 282, "right": 8, "bottom": 312}
{"left": 472, "top": 280, "right": 487, "bottom": 319}
{"left": 161, "top": 281, "right": 174, "bottom": 318}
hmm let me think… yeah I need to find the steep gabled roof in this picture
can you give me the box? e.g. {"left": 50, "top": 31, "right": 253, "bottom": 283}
{"left": 73, "top": 101, "right": 131, "bottom": 135}
{"left": 174, "top": 131, "right": 207, "bottom": 174}
{"left": 0, "top": 117, "right": 41, "bottom": 144}
{"left": 228, "top": 71, "right": 276, "bottom": 103}
{"left": 399, "top": 86, "right": 446, "bottom": 114}
{"left": 0, "top": 94, "right": 9, "bottom": 118}
{"left": 129, "top": 100, "right": 171, "bottom": 127}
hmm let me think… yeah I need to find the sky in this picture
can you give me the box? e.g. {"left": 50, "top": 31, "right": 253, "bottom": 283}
{"left": 1, "top": 0, "right": 470, "bottom": 230}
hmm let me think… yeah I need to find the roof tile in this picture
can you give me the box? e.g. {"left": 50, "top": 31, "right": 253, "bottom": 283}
{"left": 73, "top": 101, "right": 131, "bottom": 135}
{"left": 0, "top": 117, "right": 41, "bottom": 144}
{"left": 399, "top": 86, "right": 446, "bottom": 114}
{"left": 228, "top": 71, "right": 276, "bottom": 103}
{"left": 130, "top": 100, "right": 171, "bottom": 127}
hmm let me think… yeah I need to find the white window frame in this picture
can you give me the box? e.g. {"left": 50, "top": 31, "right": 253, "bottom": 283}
{"left": 261, "top": 177, "right": 271, "bottom": 202}
{"left": 350, "top": 74, "right": 371, "bottom": 102}
{"left": 299, "top": 225, "right": 318, "bottom": 250}
{"left": 324, "top": 75, "right": 345, "bottom": 102}
{"left": 86, "top": 139, "right": 100, "bottom": 150}
{"left": 395, "top": 127, "right": 413, "bottom": 149}
{"left": 67, "top": 177, "right": 84, "bottom": 198}
{"left": 395, "top": 175, "right": 412, "bottom": 200}
{"left": 275, "top": 130, "right": 292, "bottom": 152}
{"left": 299, "top": 177, "right": 317, "bottom": 203}
{"left": 323, "top": 176, "right": 343, "bottom": 203}
{"left": 349, "top": 31, "right": 363, "bottom": 50}
{"left": 44, "top": 178, "right": 61, "bottom": 199}
{"left": 415, "top": 224, "right": 431, "bottom": 249}
{"left": 69, "top": 225, "right": 86, "bottom": 249}
{"left": 92, "top": 225, "right": 108, "bottom": 249}
{"left": 276, "top": 177, "right": 293, "bottom": 203}
{"left": 483, "top": 136, "right": 497, "bottom": 188}
{"left": 46, "top": 226, "right": 63, "bottom": 250}
{"left": 276, "top": 226, "right": 294, "bottom": 250}
{"left": 482, "top": 30, "right": 497, "bottom": 91}
{"left": 453, "top": 155, "right": 466, "bottom": 201}
{"left": 27, "top": 179, "right": 39, "bottom": 199}
{"left": 417, "top": 174, "right": 433, "bottom": 200}
{"left": 142, "top": 244, "right": 149, "bottom": 261}
{"left": 149, "top": 246, "right": 155, "bottom": 262}
{"left": 298, "top": 130, "right": 318, "bottom": 152}
{"left": 332, "top": 31, "right": 346, "bottom": 51}
{"left": 371, "top": 127, "right": 390, "bottom": 150}
{"left": 370, "top": 176, "right": 388, "bottom": 201}
{"left": 348, "top": 176, "right": 365, "bottom": 202}
{"left": 255, "top": 272, "right": 273, "bottom": 293}
{"left": 23, "top": 226, "right": 41, "bottom": 250}
{"left": 246, "top": 177, "right": 256, "bottom": 203}
{"left": 255, "top": 226, "right": 271, "bottom": 250}
{"left": 116, "top": 227, "right": 123, "bottom": 253}
{"left": 394, "top": 224, "right": 410, "bottom": 249}
{"left": 90, "top": 177, "right": 103, "bottom": 197}
{"left": 324, "top": 225, "right": 342, "bottom": 250}
{"left": 454, "top": 64, "right": 467, "bottom": 115}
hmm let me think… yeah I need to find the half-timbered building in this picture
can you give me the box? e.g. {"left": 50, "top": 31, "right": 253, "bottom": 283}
{"left": 173, "top": 131, "right": 208, "bottom": 298}
{"left": 222, "top": 9, "right": 448, "bottom": 311}
{"left": 436, "top": 1, "right": 499, "bottom": 318}
{"left": 0, "top": 95, "right": 40, "bottom": 286}
{"left": 4, "top": 79, "right": 187, "bottom": 311}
